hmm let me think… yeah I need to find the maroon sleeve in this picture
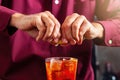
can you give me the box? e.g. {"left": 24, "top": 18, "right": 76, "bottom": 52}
{"left": 0, "top": 6, "right": 16, "bottom": 31}
{"left": 95, "top": 0, "right": 120, "bottom": 46}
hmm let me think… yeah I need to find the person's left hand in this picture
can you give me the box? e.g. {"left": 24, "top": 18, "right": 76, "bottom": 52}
{"left": 60, "top": 13, "right": 104, "bottom": 45}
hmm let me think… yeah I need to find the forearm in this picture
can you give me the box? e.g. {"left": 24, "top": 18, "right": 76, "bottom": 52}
{"left": 10, "top": 13, "right": 25, "bottom": 29}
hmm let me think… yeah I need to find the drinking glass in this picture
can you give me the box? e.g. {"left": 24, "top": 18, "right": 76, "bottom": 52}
{"left": 45, "top": 57, "right": 78, "bottom": 80}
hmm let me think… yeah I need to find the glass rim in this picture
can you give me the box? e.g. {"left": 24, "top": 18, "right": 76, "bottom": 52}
{"left": 45, "top": 57, "right": 78, "bottom": 62}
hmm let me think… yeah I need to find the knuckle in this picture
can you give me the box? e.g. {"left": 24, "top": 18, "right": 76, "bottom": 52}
{"left": 72, "top": 13, "right": 79, "bottom": 16}
{"left": 64, "top": 21, "right": 71, "bottom": 27}
{"left": 48, "top": 25, "right": 54, "bottom": 33}
{"left": 45, "top": 11, "right": 51, "bottom": 14}
{"left": 72, "top": 24, "right": 78, "bottom": 29}
{"left": 66, "top": 15, "right": 70, "bottom": 19}
{"left": 80, "top": 15, "right": 86, "bottom": 19}
{"left": 41, "top": 27, "right": 46, "bottom": 32}
{"left": 79, "top": 32, "right": 83, "bottom": 36}
{"left": 48, "top": 22, "right": 54, "bottom": 27}
{"left": 55, "top": 22, "right": 60, "bottom": 29}
{"left": 45, "top": 11, "right": 53, "bottom": 16}
{"left": 65, "top": 15, "right": 71, "bottom": 21}
{"left": 56, "top": 23, "right": 60, "bottom": 28}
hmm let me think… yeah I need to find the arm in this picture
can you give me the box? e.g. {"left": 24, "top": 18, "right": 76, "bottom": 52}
{"left": 0, "top": 3, "right": 61, "bottom": 42}
{"left": 61, "top": 14, "right": 104, "bottom": 45}
{"left": 0, "top": 2, "right": 61, "bottom": 62}
{"left": 60, "top": 0, "right": 120, "bottom": 47}
{"left": 95, "top": 0, "right": 120, "bottom": 46}
{"left": 10, "top": 12, "right": 61, "bottom": 42}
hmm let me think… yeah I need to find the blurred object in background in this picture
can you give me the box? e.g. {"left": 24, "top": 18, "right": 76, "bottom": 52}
{"left": 102, "top": 62, "right": 119, "bottom": 80}
{"left": 96, "top": 61, "right": 101, "bottom": 80}
{"left": 95, "top": 45, "right": 120, "bottom": 80}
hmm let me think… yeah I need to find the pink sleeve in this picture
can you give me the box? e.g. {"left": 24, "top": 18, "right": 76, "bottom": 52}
{"left": 95, "top": 0, "right": 120, "bottom": 46}
{"left": 0, "top": 6, "right": 16, "bottom": 31}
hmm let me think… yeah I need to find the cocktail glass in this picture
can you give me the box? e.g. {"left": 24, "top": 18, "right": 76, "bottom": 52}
{"left": 45, "top": 57, "right": 78, "bottom": 80}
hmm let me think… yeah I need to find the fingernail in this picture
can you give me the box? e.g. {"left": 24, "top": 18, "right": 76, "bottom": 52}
{"left": 62, "top": 38, "right": 68, "bottom": 43}
{"left": 55, "top": 43, "right": 59, "bottom": 47}
{"left": 54, "top": 39, "right": 59, "bottom": 43}
{"left": 48, "top": 39, "right": 53, "bottom": 42}
{"left": 70, "top": 40, "right": 76, "bottom": 45}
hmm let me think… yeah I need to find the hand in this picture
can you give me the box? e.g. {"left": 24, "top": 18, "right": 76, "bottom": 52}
{"left": 10, "top": 11, "right": 61, "bottom": 43}
{"left": 61, "top": 13, "right": 104, "bottom": 45}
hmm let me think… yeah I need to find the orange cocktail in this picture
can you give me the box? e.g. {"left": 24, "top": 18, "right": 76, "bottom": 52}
{"left": 45, "top": 57, "right": 78, "bottom": 80}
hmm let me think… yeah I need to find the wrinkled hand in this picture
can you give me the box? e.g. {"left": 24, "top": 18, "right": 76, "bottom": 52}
{"left": 10, "top": 11, "right": 61, "bottom": 43}
{"left": 61, "top": 13, "right": 104, "bottom": 45}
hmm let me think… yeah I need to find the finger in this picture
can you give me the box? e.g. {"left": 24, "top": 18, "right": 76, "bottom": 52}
{"left": 36, "top": 30, "right": 45, "bottom": 41}
{"left": 61, "top": 24, "right": 68, "bottom": 45}
{"left": 50, "top": 31, "right": 61, "bottom": 45}
{"left": 62, "top": 13, "right": 79, "bottom": 45}
{"left": 78, "top": 19, "right": 90, "bottom": 44}
{"left": 53, "top": 31, "right": 61, "bottom": 43}
{"left": 72, "top": 15, "right": 84, "bottom": 41}
{"left": 41, "top": 13, "right": 55, "bottom": 41}
{"left": 26, "top": 28, "right": 39, "bottom": 39}
{"left": 45, "top": 11, "right": 61, "bottom": 40}
{"left": 35, "top": 16, "right": 46, "bottom": 41}
{"left": 49, "top": 34, "right": 60, "bottom": 46}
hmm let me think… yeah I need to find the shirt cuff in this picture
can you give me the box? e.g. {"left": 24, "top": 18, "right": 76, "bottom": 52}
{"left": 0, "top": 6, "right": 16, "bottom": 31}
{"left": 98, "top": 20, "right": 120, "bottom": 46}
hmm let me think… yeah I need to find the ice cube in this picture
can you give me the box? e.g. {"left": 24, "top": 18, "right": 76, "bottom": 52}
{"left": 50, "top": 58, "right": 62, "bottom": 71}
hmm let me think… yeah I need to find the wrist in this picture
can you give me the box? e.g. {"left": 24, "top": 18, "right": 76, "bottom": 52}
{"left": 10, "top": 13, "right": 25, "bottom": 28}
{"left": 92, "top": 22, "right": 105, "bottom": 45}
{"left": 92, "top": 22, "right": 104, "bottom": 39}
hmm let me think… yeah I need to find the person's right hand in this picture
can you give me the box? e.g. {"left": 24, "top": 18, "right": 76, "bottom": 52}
{"left": 10, "top": 11, "right": 61, "bottom": 43}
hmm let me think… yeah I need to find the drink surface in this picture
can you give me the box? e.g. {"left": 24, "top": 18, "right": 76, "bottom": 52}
{"left": 45, "top": 57, "right": 78, "bottom": 80}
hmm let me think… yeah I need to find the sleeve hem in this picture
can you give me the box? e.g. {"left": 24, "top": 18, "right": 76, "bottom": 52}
{"left": 97, "top": 21, "right": 120, "bottom": 47}
{"left": 0, "top": 6, "right": 17, "bottom": 31}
